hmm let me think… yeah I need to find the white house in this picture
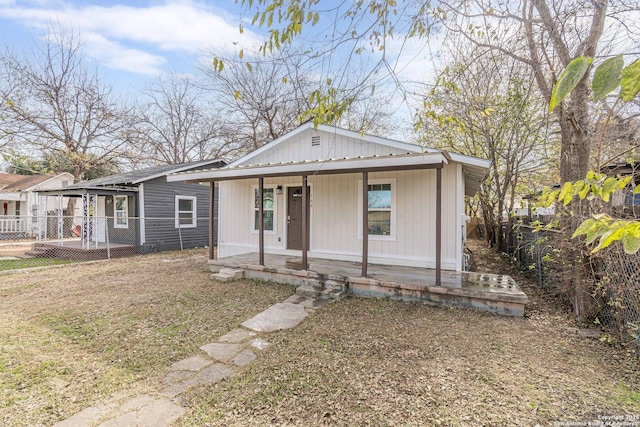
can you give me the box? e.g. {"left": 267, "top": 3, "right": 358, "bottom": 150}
{"left": 168, "top": 124, "right": 532, "bottom": 316}
{"left": 0, "top": 172, "right": 74, "bottom": 236}
{"left": 171, "top": 123, "right": 490, "bottom": 273}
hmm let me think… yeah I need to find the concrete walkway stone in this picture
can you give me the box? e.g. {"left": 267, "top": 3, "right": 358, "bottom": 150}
{"left": 52, "top": 404, "right": 113, "bottom": 427}
{"left": 241, "top": 302, "right": 309, "bottom": 332}
{"left": 97, "top": 395, "right": 184, "bottom": 427}
{"left": 160, "top": 378, "right": 199, "bottom": 398}
{"left": 195, "top": 363, "right": 236, "bottom": 385}
{"left": 218, "top": 328, "right": 257, "bottom": 343}
{"left": 168, "top": 356, "right": 212, "bottom": 372}
{"left": 55, "top": 292, "right": 330, "bottom": 426}
{"left": 232, "top": 349, "right": 257, "bottom": 367}
{"left": 200, "top": 342, "right": 242, "bottom": 362}
{"left": 162, "top": 370, "right": 197, "bottom": 386}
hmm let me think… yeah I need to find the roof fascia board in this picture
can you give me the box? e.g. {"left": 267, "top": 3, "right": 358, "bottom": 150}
{"left": 38, "top": 186, "right": 139, "bottom": 196}
{"left": 170, "top": 153, "right": 447, "bottom": 183}
{"left": 0, "top": 191, "right": 22, "bottom": 200}
{"left": 131, "top": 159, "right": 226, "bottom": 184}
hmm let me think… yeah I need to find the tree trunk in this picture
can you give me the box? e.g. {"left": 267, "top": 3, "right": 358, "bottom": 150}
{"left": 558, "top": 81, "right": 592, "bottom": 184}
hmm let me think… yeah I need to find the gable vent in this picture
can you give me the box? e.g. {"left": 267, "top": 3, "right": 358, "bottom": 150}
{"left": 311, "top": 135, "right": 321, "bottom": 146}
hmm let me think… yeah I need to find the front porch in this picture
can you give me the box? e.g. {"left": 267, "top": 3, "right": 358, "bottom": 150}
{"left": 209, "top": 253, "right": 529, "bottom": 317}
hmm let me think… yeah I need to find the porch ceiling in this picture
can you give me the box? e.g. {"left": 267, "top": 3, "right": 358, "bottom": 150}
{"left": 169, "top": 152, "right": 450, "bottom": 183}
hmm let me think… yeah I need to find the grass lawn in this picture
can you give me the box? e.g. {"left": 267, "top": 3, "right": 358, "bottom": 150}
{"left": 0, "top": 257, "right": 74, "bottom": 271}
{"left": 0, "top": 249, "right": 294, "bottom": 426}
{"left": 1, "top": 243, "right": 639, "bottom": 426}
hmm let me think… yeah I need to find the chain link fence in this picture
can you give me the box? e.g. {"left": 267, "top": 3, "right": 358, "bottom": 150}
{"left": 510, "top": 219, "right": 640, "bottom": 352}
{"left": 592, "top": 247, "right": 640, "bottom": 351}
{"left": 0, "top": 215, "right": 211, "bottom": 272}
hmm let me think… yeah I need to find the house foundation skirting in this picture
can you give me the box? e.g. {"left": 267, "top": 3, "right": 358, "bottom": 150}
{"left": 208, "top": 259, "right": 528, "bottom": 317}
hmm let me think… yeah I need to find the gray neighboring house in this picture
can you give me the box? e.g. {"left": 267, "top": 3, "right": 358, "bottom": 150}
{"left": 41, "top": 159, "right": 225, "bottom": 254}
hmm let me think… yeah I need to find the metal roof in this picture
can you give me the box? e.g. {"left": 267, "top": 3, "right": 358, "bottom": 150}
{"left": 65, "top": 159, "right": 226, "bottom": 189}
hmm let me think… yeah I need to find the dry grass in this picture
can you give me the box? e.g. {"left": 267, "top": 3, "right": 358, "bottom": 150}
{"left": 177, "top": 241, "right": 640, "bottom": 426}
{"left": 0, "top": 249, "right": 294, "bottom": 426}
{"left": 1, "top": 243, "right": 639, "bottom": 426}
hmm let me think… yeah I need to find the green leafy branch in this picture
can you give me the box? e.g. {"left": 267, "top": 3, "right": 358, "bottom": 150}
{"left": 573, "top": 214, "right": 640, "bottom": 255}
{"left": 550, "top": 55, "right": 640, "bottom": 111}
{"left": 539, "top": 171, "right": 640, "bottom": 254}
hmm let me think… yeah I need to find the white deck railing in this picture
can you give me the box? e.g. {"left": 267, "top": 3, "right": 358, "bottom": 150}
{"left": 0, "top": 216, "right": 24, "bottom": 233}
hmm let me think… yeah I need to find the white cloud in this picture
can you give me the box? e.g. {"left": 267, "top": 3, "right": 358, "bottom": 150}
{"left": 82, "top": 32, "right": 166, "bottom": 76}
{"left": 0, "top": 0, "right": 262, "bottom": 75}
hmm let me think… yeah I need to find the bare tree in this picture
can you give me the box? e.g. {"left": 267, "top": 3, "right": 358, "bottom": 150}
{"left": 202, "top": 47, "right": 398, "bottom": 154}
{"left": 0, "top": 27, "right": 135, "bottom": 181}
{"left": 201, "top": 49, "right": 314, "bottom": 154}
{"left": 417, "top": 39, "right": 553, "bottom": 249}
{"left": 240, "top": 0, "right": 640, "bottom": 183}
{"left": 134, "top": 73, "right": 238, "bottom": 166}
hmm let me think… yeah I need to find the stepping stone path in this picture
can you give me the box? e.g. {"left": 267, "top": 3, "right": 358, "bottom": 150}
{"left": 53, "top": 294, "right": 328, "bottom": 427}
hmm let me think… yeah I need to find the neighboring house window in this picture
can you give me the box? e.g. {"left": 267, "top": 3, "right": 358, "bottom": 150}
{"left": 175, "top": 196, "right": 197, "bottom": 228}
{"left": 253, "top": 187, "right": 275, "bottom": 232}
{"left": 114, "top": 195, "right": 129, "bottom": 228}
{"left": 358, "top": 179, "right": 396, "bottom": 240}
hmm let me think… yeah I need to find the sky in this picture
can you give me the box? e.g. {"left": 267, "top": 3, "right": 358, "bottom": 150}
{"left": 0, "top": 0, "right": 265, "bottom": 92}
{"left": 0, "top": 0, "right": 440, "bottom": 107}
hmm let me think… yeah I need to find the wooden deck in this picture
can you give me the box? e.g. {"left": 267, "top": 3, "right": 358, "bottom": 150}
{"left": 209, "top": 253, "right": 530, "bottom": 317}
{"left": 28, "top": 241, "right": 138, "bottom": 261}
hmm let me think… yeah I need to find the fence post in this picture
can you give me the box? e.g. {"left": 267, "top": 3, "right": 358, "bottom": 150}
{"left": 105, "top": 216, "right": 111, "bottom": 260}
{"left": 57, "top": 195, "right": 64, "bottom": 246}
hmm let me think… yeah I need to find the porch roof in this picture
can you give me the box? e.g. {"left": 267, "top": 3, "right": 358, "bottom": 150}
{"left": 36, "top": 185, "right": 139, "bottom": 197}
{"left": 169, "top": 151, "right": 488, "bottom": 196}
{"left": 171, "top": 151, "right": 449, "bottom": 181}
{"left": 0, "top": 192, "right": 23, "bottom": 201}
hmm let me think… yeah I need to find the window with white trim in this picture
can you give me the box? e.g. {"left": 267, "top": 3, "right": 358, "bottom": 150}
{"left": 358, "top": 179, "right": 396, "bottom": 240}
{"left": 367, "top": 183, "right": 392, "bottom": 236}
{"left": 253, "top": 187, "right": 275, "bottom": 232}
{"left": 114, "top": 195, "right": 129, "bottom": 228}
{"left": 175, "top": 196, "right": 197, "bottom": 228}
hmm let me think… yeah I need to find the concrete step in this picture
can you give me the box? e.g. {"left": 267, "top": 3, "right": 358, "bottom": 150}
{"left": 295, "top": 284, "right": 322, "bottom": 298}
{"left": 211, "top": 268, "right": 245, "bottom": 283}
{"left": 296, "top": 278, "right": 347, "bottom": 300}
{"left": 321, "top": 286, "right": 347, "bottom": 300}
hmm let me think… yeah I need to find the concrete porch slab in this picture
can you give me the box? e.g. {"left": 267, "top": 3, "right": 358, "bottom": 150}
{"left": 211, "top": 253, "right": 530, "bottom": 317}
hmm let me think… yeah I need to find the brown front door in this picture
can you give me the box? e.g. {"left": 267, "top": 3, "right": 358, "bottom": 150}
{"left": 287, "top": 186, "right": 309, "bottom": 250}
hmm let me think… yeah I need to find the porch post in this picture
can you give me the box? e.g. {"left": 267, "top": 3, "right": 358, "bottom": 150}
{"left": 436, "top": 166, "right": 442, "bottom": 287}
{"left": 258, "top": 177, "right": 265, "bottom": 266}
{"left": 209, "top": 181, "right": 216, "bottom": 260}
{"left": 362, "top": 171, "right": 368, "bottom": 277}
{"left": 301, "top": 175, "right": 308, "bottom": 270}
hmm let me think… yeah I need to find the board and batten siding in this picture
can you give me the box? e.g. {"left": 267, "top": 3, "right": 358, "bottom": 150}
{"left": 140, "top": 176, "right": 211, "bottom": 253}
{"left": 235, "top": 128, "right": 410, "bottom": 166}
{"left": 218, "top": 163, "right": 464, "bottom": 270}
